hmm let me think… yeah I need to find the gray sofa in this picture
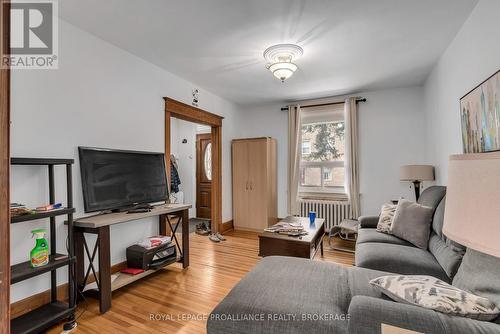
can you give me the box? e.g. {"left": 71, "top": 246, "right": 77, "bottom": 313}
{"left": 207, "top": 186, "right": 500, "bottom": 333}
{"left": 356, "top": 186, "right": 465, "bottom": 283}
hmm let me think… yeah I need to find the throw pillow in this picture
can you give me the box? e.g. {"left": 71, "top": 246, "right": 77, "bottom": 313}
{"left": 390, "top": 199, "right": 434, "bottom": 249}
{"left": 370, "top": 275, "right": 500, "bottom": 321}
{"left": 453, "top": 249, "right": 500, "bottom": 311}
{"left": 376, "top": 203, "right": 397, "bottom": 233}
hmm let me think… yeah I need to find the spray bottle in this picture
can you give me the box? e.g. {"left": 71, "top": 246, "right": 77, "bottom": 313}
{"left": 30, "top": 229, "right": 49, "bottom": 267}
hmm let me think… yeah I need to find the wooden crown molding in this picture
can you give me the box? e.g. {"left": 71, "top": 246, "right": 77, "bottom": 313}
{"left": 163, "top": 97, "right": 223, "bottom": 127}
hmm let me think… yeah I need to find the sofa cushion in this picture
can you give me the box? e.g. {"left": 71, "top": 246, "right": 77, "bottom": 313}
{"left": 347, "top": 266, "right": 394, "bottom": 299}
{"left": 428, "top": 233, "right": 465, "bottom": 279}
{"left": 390, "top": 199, "right": 434, "bottom": 249}
{"left": 428, "top": 197, "right": 465, "bottom": 279}
{"left": 417, "top": 186, "right": 447, "bottom": 209}
{"left": 207, "top": 256, "right": 351, "bottom": 334}
{"left": 376, "top": 203, "right": 396, "bottom": 233}
{"left": 370, "top": 275, "right": 500, "bottom": 321}
{"left": 356, "top": 228, "right": 413, "bottom": 247}
{"left": 432, "top": 195, "right": 446, "bottom": 237}
{"left": 355, "top": 242, "right": 450, "bottom": 282}
{"left": 453, "top": 249, "right": 500, "bottom": 312}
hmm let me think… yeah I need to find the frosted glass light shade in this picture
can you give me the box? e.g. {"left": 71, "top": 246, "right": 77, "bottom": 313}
{"left": 268, "top": 62, "right": 297, "bottom": 82}
{"left": 400, "top": 165, "right": 435, "bottom": 181}
{"left": 443, "top": 152, "right": 500, "bottom": 257}
{"left": 263, "top": 44, "right": 302, "bottom": 82}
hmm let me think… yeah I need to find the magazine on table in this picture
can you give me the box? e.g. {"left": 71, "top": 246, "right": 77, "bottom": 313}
{"left": 264, "top": 217, "right": 308, "bottom": 236}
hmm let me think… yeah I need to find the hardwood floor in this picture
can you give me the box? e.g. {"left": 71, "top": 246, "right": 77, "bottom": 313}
{"left": 48, "top": 230, "right": 354, "bottom": 334}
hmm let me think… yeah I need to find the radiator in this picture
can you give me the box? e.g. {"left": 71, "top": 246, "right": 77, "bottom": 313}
{"left": 299, "top": 199, "right": 352, "bottom": 231}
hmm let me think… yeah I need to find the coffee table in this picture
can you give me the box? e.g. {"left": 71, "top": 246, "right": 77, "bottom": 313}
{"left": 258, "top": 217, "right": 325, "bottom": 259}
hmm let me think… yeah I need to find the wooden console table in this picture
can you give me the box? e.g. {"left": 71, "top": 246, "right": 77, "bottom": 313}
{"left": 73, "top": 203, "right": 191, "bottom": 314}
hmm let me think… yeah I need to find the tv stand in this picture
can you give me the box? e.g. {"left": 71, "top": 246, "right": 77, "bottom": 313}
{"left": 73, "top": 203, "right": 191, "bottom": 314}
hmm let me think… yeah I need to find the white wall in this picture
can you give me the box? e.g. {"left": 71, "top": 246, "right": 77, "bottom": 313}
{"left": 239, "top": 103, "right": 289, "bottom": 217}
{"left": 10, "top": 19, "right": 243, "bottom": 302}
{"left": 359, "top": 87, "right": 426, "bottom": 214}
{"left": 239, "top": 86, "right": 426, "bottom": 217}
{"left": 423, "top": 0, "right": 500, "bottom": 183}
{"left": 170, "top": 118, "right": 197, "bottom": 218}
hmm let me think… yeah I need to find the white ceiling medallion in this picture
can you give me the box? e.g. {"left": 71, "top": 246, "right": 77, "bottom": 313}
{"left": 263, "top": 44, "right": 303, "bottom": 83}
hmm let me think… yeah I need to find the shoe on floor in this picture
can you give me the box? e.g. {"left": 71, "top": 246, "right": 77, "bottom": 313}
{"left": 215, "top": 232, "right": 226, "bottom": 241}
{"left": 196, "top": 222, "right": 210, "bottom": 235}
{"left": 196, "top": 228, "right": 210, "bottom": 236}
{"left": 209, "top": 233, "right": 220, "bottom": 242}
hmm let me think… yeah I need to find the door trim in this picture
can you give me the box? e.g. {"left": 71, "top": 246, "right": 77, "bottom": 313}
{"left": 164, "top": 98, "right": 223, "bottom": 233}
{"left": 1, "top": 0, "right": 11, "bottom": 330}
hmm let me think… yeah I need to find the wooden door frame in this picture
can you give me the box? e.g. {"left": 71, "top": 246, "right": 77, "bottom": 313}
{"left": 1, "top": 0, "right": 10, "bottom": 331}
{"left": 164, "top": 98, "right": 223, "bottom": 233}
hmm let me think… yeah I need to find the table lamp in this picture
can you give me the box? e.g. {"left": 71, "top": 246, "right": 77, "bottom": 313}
{"left": 442, "top": 152, "right": 500, "bottom": 257}
{"left": 400, "top": 165, "right": 435, "bottom": 201}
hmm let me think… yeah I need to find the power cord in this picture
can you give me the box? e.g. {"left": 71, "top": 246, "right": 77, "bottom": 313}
{"left": 62, "top": 235, "right": 89, "bottom": 331}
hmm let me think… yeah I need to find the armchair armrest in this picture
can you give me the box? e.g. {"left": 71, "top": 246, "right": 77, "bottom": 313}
{"left": 348, "top": 296, "right": 500, "bottom": 334}
{"left": 358, "top": 216, "right": 379, "bottom": 229}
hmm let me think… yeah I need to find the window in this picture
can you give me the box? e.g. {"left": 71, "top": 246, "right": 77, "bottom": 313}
{"left": 299, "top": 105, "right": 345, "bottom": 195}
{"left": 204, "top": 143, "right": 212, "bottom": 180}
{"left": 302, "top": 140, "right": 311, "bottom": 155}
{"left": 323, "top": 168, "right": 332, "bottom": 181}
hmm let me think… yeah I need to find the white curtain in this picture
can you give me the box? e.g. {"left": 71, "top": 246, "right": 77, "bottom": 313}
{"left": 344, "top": 97, "right": 361, "bottom": 218}
{"left": 287, "top": 105, "right": 302, "bottom": 216}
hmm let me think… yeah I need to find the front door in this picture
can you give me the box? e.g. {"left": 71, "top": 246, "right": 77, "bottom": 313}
{"left": 196, "top": 133, "right": 212, "bottom": 219}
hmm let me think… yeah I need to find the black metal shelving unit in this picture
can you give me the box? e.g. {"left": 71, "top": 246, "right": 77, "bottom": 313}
{"left": 10, "top": 158, "right": 76, "bottom": 334}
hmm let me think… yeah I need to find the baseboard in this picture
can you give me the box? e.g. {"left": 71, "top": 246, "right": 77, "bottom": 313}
{"left": 10, "top": 219, "right": 231, "bottom": 319}
{"left": 10, "top": 284, "right": 69, "bottom": 319}
{"left": 10, "top": 260, "right": 127, "bottom": 319}
{"left": 219, "top": 220, "right": 234, "bottom": 234}
{"left": 232, "top": 226, "right": 263, "bottom": 232}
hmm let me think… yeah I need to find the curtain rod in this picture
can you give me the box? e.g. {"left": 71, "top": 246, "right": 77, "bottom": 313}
{"left": 280, "top": 98, "right": 366, "bottom": 111}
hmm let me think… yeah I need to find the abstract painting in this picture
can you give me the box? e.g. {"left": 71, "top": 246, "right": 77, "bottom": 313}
{"left": 460, "top": 70, "right": 500, "bottom": 153}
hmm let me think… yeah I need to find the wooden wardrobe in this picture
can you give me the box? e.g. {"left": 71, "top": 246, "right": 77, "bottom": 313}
{"left": 232, "top": 137, "right": 277, "bottom": 230}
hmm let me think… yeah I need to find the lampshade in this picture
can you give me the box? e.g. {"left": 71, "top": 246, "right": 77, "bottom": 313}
{"left": 268, "top": 62, "right": 298, "bottom": 82}
{"left": 442, "top": 152, "right": 500, "bottom": 257}
{"left": 399, "top": 165, "right": 435, "bottom": 181}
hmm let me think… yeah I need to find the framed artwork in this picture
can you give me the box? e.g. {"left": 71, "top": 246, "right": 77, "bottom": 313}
{"left": 460, "top": 70, "right": 500, "bottom": 153}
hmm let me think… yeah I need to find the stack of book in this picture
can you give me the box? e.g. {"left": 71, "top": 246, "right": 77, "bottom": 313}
{"left": 264, "top": 219, "right": 308, "bottom": 236}
{"left": 10, "top": 202, "right": 64, "bottom": 217}
{"left": 10, "top": 203, "right": 33, "bottom": 217}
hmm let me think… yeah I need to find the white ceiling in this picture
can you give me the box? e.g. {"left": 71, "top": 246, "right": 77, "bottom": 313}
{"left": 59, "top": 0, "right": 478, "bottom": 106}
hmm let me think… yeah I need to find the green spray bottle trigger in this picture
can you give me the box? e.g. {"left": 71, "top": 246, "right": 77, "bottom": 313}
{"left": 30, "top": 229, "right": 49, "bottom": 267}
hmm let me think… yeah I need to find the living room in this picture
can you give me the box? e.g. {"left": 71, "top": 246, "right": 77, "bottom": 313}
{"left": 1, "top": 0, "right": 499, "bottom": 333}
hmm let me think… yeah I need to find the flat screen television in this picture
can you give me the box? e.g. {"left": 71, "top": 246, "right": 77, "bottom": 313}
{"left": 79, "top": 147, "right": 169, "bottom": 213}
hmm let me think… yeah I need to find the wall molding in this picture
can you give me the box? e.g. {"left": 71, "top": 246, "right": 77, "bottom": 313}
{"left": 11, "top": 261, "right": 127, "bottom": 319}
{"left": 220, "top": 220, "right": 234, "bottom": 234}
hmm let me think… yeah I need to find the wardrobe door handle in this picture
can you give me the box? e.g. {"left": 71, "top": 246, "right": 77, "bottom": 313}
{"left": 246, "top": 181, "right": 249, "bottom": 190}
{"left": 250, "top": 182, "right": 253, "bottom": 190}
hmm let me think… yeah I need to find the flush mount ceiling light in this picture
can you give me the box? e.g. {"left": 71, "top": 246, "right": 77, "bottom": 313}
{"left": 263, "top": 44, "right": 303, "bottom": 82}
